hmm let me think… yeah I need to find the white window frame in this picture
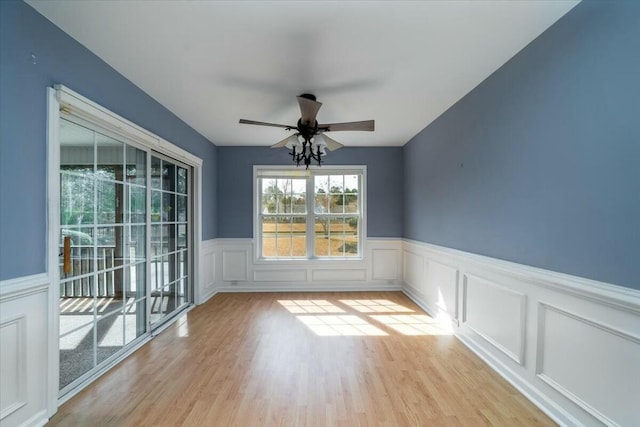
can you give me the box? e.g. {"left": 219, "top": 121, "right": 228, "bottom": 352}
{"left": 253, "top": 165, "right": 367, "bottom": 262}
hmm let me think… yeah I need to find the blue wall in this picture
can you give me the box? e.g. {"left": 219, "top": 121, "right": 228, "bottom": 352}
{"left": 0, "top": 1, "right": 218, "bottom": 280}
{"left": 403, "top": 0, "right": 640, "bottom": 290}
{"left": 3, "top": 0, "right": 638, "bottom": 290}
{"left": 217, "top": 147, "right": 403, "bottom": 238}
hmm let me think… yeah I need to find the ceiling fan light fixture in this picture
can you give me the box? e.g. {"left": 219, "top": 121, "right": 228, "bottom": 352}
{"left": 284, "top": 134, "right": 301, "bottom": 150}
{"left": 239, "top": 94, "right": 373, "bottom": 169}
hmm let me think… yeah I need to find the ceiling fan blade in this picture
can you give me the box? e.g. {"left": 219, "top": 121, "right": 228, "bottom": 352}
{"left": 318, "top": 120, "right": 375, "bottom": 132}
{"left": 297, "top": 95, "right": 322, "bottom": 126}
{"left": 239, "top": 119, "right": 294, "bottom": 129}
{"left": 316, "top": 133, "right": 344, "bottom": 151}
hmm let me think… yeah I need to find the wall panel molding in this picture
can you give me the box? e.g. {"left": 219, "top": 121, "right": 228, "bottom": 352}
{"left": 201, "top": 238, "right": 403, "bottom": 295}
{"left": 401, "top": 239, "right": 640, "bottom": 427}
{"left": 463, "top": 274, "right": 526, "bottom": 364}
{"left": 536, "top": 303, "right": 640, "bottom": 427}
{"left": 0, "top": 315, "right": 26, "bottom": 420}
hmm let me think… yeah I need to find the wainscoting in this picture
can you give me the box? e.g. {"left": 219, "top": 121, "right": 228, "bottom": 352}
{"left": 198, "top": 238, "right": 404, "bottom": 302}
{"left": 0, "top": 274, "right": 50, "bottom": 427}
{"left": 2, "top": 238, "right": 638, "bottom": 426}
{"left": 402, "top": 239, "right": 640, "bottom": 427}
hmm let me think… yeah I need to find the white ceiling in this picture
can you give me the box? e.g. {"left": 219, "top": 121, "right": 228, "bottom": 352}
{"left": 27, "top": 0, "right": 579, "bottom": 148}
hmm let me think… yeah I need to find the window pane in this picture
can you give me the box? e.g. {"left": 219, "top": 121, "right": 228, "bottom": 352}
{"left": 161, "top": 224, "right": 174, "bottom": 254}
{"left": 124, "top": 299, "right": 146, "bottom": 345}
{"left": 126, "top": 146, "right": 146, "bottom": 186}
{"left": 262, "top": 236, "right": 276, "bottom": 257}
{"left": 59, "top": 227, "right": 94, "bottom": 280}
{"left": 330, "top": 193, "right": 345, "bottom": 213}
{"left": 276, "top": 236, "right": 292, "bottom": 257}
{"left": 331, "top": 237, "right": 346, "bottom": 257}
{"left": 59, "top": 322, "right": 95, "bottom": 389}
{"left": 151, "top": 156, "right": 162, "bottom": 189}
{"left": 177, "top": 249, "right": 188, "bottom": 278}
{"left": 162, "top": 192, "right": 175, "bottom": 222}
{"left": 123, "top": 261, "right": 145, "bottom": 299}
{"left": 96, "top": 134, "right": 123, "bottom": 180}
{"left": 96, "top": 181, "right": 122, "bottom": 224}
{"left": 345, "top": 195, "right": 359, "bottom": 213}
{"left": 291, "top": 237, "right": 306, "bottom": 257}
{"left": 163, "top": 284, "right": 177, "bottom": 318}
{"left": 151, "top": 190, "right": 161, "bottom": 222}
{"left": 126, "top": 225, "right": 146, "bottom": 262}
{"left": 177, "top": 224, "right": 188, "bottom": 249}
{"left": 127, "top": 185, "right": 146, "bottom": 224}
{"left": 315, "top": 233, "right": 329, "bottom": 257}
{"left": 61, "top": 173, "right": 94, "bottom": 225}
{"left": 150, "top": 224, "right": 162, "bottom": 257}
{"left": 177, "top": 195, "right": 188, "bottom": 222}
{"left": 162, "top": 161, "right": 175, "bottom": 192}
{"left": 330, "top": 175, "right": 343, "bottom": 192}
{"left": 177, "top": 167, "right": 188, "bottom": 194}
{"left": 97, "top": 310, "right": 124, "bottom": 364}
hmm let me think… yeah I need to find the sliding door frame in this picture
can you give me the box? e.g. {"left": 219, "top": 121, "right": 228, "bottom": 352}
{"left": 46, "top": 86, "right": 203, "bottom": 414}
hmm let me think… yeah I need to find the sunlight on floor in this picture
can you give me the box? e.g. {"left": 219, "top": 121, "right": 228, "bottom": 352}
{"left": 297, "top": 315, "right": 388, "bottom": 336}
{"left": 278, "top": 299, "right": 346, "bottom": 313}
{"left": 338, "top": 299, "right": 414, "bottom": 313}
{"left": 370, "top": 314, "right": 453, "bottom": 336}
{"left": 279, "top": 298, "right": 454, "bottom": 337}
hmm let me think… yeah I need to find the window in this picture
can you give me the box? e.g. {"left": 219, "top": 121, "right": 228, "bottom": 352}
{"left": 256, "top": 167, "right": 364, "bottom": 259}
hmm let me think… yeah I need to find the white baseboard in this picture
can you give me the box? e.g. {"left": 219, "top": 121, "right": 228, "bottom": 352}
{"left": 401, "top": 239, "right": 640, "bottom": 427}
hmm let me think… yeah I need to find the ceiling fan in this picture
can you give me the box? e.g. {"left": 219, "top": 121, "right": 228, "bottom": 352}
{"left": 239, "top": 94, "right": 374, "bottom": 168}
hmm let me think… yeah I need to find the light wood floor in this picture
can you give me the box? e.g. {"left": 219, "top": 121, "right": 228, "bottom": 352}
{"left": 47, "top": 292, "right": 555, "bottom": 426}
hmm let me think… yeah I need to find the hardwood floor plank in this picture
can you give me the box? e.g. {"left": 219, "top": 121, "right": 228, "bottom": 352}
{"left": 47, "top": 292, "right": 555, "bottom": 426}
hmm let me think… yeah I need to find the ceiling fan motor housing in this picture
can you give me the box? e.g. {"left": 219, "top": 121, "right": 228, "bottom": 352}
{"left": 297, "top": 118, "right": 318, "bottom": 140}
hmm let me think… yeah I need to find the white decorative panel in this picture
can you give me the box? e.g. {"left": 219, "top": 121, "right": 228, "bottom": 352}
{"left": 403, "top": 251, "right": 424, "bottom": 292}
{"left": 463, "top": 274, "right": 526, "bottom": 364}
{"left": 222, "top": 250, "right": 247, "bottom": 281}
{"left": 537, "top": 304, "right": 640, "bottom": 427}
{"left": 254, "top": 270, "right": 307, "bottom": 282}
{"left": 372, "top": 249, "right": 398, "bottom": 280}
{"left": 0, "top": 316, "right": 25, "bottom": 419}
{"left": 312, "top": 269, "right": 366, "bottom": 282}
{"left": 424, "top": 260, "right": 458, "bottom": 319}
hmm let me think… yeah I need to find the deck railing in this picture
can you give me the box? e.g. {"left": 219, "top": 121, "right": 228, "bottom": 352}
{"left": 60, "top": 245, "right": 118, "bottom": 298}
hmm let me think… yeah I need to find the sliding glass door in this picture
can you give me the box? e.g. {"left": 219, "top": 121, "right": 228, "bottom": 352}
{"left": 58, "top": 119, "right": 192, "bottom": 394}
{"left": 149, "top": 154, "right": 191, "bottom": 326}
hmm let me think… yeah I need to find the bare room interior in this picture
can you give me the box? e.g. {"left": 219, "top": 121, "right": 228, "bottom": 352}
{"left": 0, "top": 1, "right": 638, "bottom": 426}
